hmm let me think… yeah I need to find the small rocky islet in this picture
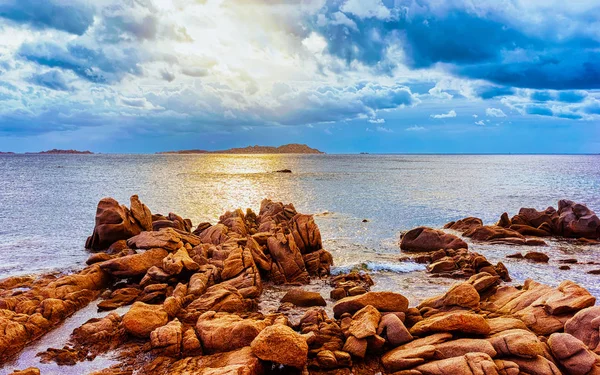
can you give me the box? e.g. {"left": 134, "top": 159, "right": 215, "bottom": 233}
{"left": 1, "top": 197, "right": 600, "bottom": 375}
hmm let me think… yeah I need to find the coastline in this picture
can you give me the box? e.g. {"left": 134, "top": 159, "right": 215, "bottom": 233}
{"left": 1, "top": 196, "right": 599, "bottom": 374}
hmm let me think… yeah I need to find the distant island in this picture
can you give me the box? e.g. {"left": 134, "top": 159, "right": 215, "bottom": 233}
{"left": 28, "top": 149, "right": 94, "bottom": 155}
{"left": 158, "top": 143, "right": 324, "bottom": 155}
{"left": 0, "top": 151, "right": 15, "bottom": 155}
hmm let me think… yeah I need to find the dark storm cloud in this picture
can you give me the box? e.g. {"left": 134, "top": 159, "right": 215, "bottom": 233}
{"left": 0, "top": 0, "right": 95, "bottom": 35}
{"left": 312, "top": 2, "right": 600, "bottom": 90}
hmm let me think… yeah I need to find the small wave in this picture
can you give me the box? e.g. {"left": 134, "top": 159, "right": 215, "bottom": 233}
{"left": 332, "top": 261, "right": 426, "bottom": 274}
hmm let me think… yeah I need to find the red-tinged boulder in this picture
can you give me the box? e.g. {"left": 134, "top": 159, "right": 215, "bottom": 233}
{"left": 99, "top": 248, "right": 168, "bottom": 278}
{"left": 147, "top": 346, "right": 264, "bottom": 375}
{"left": 182, "top": 285, "right": 256, "bottom": 322}
{"left": 9, "top": 368, "right": 40, "bottom": 375}
{"left": 342, "top": 335, "right": 368, "bottom": 358}
{"left": 377, "top": 313, "right": 413, "bottom": 347}
{"left": 509, "top": 355, "right": 562, "bottom": 375}
{"left": 122, "top": 302, "right": 169, "bottom": 338}
{"left": 409, "top": 311, "right": 491, "bottom": 336}
{"left": 290, "top": 213, "right": 323, "bottom": 254}
{"left": 433, "top": 338, "right": 497, "bottom": 359}
{"left": 444, "top": 217, "right": 483, "bottom": 232}
{"left": 150, "top": 319, "right": 183, "bottom": 357}
{"left": 488, "top": 328, "right": 545, "bottom": 358}
{"left": 195, "top": 311, "right": 274, "bottom": 354}
{"left": 267, "top": 232, "right": 310, "bottom": 284}
{"left": 381, "top": 345, "right": 436, "bottom": 372}
{"left": 280, "top": 289, "right": 326, "bottom": 307}
{"left": 0, "top": 316, "right": 28, "bottom": 362}
{"left": 463, "top": 225, "right": 524, "bottom": 242}
{"left": 333, "top": 291, "right": 409, "bottom": 318}
{"left": 414, "top": 352, "right": 501, "bottom": 375}
{"left": 250, "top": 324, "right": 308, "bottom": 368}
{"left": 127, "top": 228, "right": 184, "bottom": 252}
{"left": 524, "top": 251, "right": 549, "bottom": 263}
{"left": 85, "top": 197, "right": 144, "bottom": 251}
{"left": 130, "top": 195, "right": 153, "bottom": 231}
{"left": 197, "top": 223, "right": 229, "bottom": 245}
{"left": 417, "top": 282, "right": 480, "bottom": 312}
{"left": 400, "top": 227, "right": 468, "bottom": 253}
{"left": 496, "top": 212, "right": 511, "bottom": 228}
{"left": 516, "top": 207, "right": 558, "bottom": 229}
{"left": 348, "top": 305, "right": 381, "bottom": 339}
{"left": 509, "top": 224, "right": 551, "bottom": 237}
{"left": 162, "top": 247, "right": 199, "bottom": 275}
{"left": 98, "top": 287, "right": 141, "bottom": 311}
{"left": 548, "top": 333, "right": 600, "bottom": 375}
{"left": 486, "top": 317, "right": 528, "bottom": 335}
{"left": 564, "top": 306, "right": 600, "bottom": 354}
{"left": 557, "top": 200, "right": 600, "bottom": 239}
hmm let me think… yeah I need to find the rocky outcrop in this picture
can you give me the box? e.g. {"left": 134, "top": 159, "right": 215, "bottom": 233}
{"left": 250, "top": 324, "right": 309, "bottom": 368}
{"left": 400, "top": 227, "right": 468, "bottom": 252}
{"left": 85, "top": 198, "right": 145, "bottom": 251}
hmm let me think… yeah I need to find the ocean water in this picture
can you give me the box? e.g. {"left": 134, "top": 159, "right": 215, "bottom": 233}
{"left": 1, "top": 154, "right": 600, "bottom": 302}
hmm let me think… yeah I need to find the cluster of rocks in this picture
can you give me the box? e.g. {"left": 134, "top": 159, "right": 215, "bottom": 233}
{"left": 448, "top": 199, "right": 600, "bottom": 242}
{"left": 400, "top": 227, "right": 510, "bottom": 280}
{"left": 1, "top": 196, "right": 600, "bottom": 375}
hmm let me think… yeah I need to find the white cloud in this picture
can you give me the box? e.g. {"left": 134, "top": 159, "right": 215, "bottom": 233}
{"left": 369, "top": 118, "right": 385, "bottom": 124}
{"left": 376, "top": 125, "right": 393, "bottom": 133}
{"left": 473, "top": 114, "right": 478, "bottom": 118}
{"left": 486, "top": 108, "right": 507, "bottom": 117}
{"left": 340, "top": 0, "right": 391, "bottom": 19}
{"left": 406, "top": 126, "right": 426, "bottom": 131}
{"left": 431, "top": 109, "right": 457, "bottom": 119}
{"left": 475, "top": 120, "right": 485, "bottom": 126}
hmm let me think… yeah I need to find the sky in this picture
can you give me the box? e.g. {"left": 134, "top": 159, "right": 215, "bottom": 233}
{"left": 0, "top": 0, "right": 599, "bottom": 154}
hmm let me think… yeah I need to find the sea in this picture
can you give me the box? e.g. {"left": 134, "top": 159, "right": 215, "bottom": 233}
{"left": 1, "top": 154, "right": 600, "bottom": 302}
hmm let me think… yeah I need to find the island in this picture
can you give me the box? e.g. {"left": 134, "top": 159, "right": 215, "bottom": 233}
{"left": 158, "top": 143, "right": 324, "bottom": 154}
{"left": 0, "top": 152, "right": 15, "bottom": 155}
{"left": 28, "top": 149, "right": 94, "bottom": 155}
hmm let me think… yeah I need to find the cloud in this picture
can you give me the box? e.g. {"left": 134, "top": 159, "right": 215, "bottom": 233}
{"left": 369, "top": 118, "right": 385, "bottom": 124}
{"left": 376, "top": 125, "right": 392, "bottom": 132}
{"left": 431, "top": 109, "right": 456, "bottom": 119}
{"left": 406, "top": 125, "right": 426, "bottom": 131}
{"left": 476, "top": 85, "right": 515, "bottom": 100}
{"left": 475, "top": 120, "right": 485, "bottom": 126}
{"left": 526, "top": 105, "right": 553, "bottom": 117}
{"left": 340, "top": 0, "right": 391, "bottom": 20}
{"left": 29, "top": 70, "right": 71, "bottom": 91}
{"left": 486, "top": 108, "right": 506, "bottom": 117}
{"left": 0, "top": 0, "right": 94, "bottom": 35}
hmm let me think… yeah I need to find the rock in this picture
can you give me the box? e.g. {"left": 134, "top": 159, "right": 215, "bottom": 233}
{"left": 548, "top": 333, "right": 600, "bottom": 375}
{"left": 130, "top": 195, "right": 153, "bottom": 231}
{"left": 150, "top": 319, "right": 183, "bottom": 356}
{"left": 524, "top": 252, "right": 550, "bottom": 263}
{"left": 463, "top": 225, "right": 524, "bottom": 242}
{"left": 275, "top": 169, "right": 292, "bottom": 173}
{"left": 266, "top": 233, "right": 310, "bottom": 284}
{"left": 418, "top": 282, "right": 480, "bottom": 311}
{"left": 85, "top": 197, "right": 144, "bottom": 250}
{"left": 333, "top": 291, "right": 409, "bottom": 318}
{"left": 433, "top": 338, "right": 497, "bottom": 359}
{"left": 342, "top": 335, "right": 368, "bottom": 358}
{"left": 564, "top": 306, "right": 600, "bottom": 353}
{"left": 488, "top": 329, "right": 545, "bottom": 358}
{"left": 400, "top": 227, "right": 468, "bottom": 252}
{"left": 560, "top": 265, "right": 571, "bottom": 270}
{"left": 10, "top": 368, "right": 40, "bottom": 375}
{"left": 195, "top": 311, "right": 272, "bottom": 354}
{"left": 348, "top": 305, "right": 381, "bottom": 339}
{"left": 409, "top": 311, "right": 491, "bottom": 336}
{"left": 99, "top": 248, "right": 168, "bottom": 277}
{"left": 182, "top": 327, "right": 202, "bottom": 356}
{"left": 162, "top": 247, "right": 199, "bottom": 275}
{"left": 127, "top": 228, "right": 185, "bottom": 252}
{"left": 281, "top": 289, "right": 326, "bottom": 307}
{"left": 496, "top": 213, "right": 512, "bottom": 228}
{"left": 414, "top": 352, "right": 500, "bottom": 375}
{"left": 122, "top": 302, "right": 169, "bottom": 338}
{"left": 381, "top": 345, "right": 436, "bottom": 372}
{"left": 445, "top": 217, "right": 483, "bottom": 232}
{"left": 152, "top": 346, "right": 263, "bottom": 375}
{"left": 377, "top": 313, "right": 413, "bottom": 347}
{"left": 98, "top": 287, "right": 141, "bottom": 311}
{"left": 509, "top": 355, "right": 562, "bottom": 375}
{"left": 250, "top": 324, "right": 308, "bottom": 368}
{"left": 510, "top": 224, "right": 551, "bottom": 237}
{"left": 182, "top": 285, "right": 255, "bottom": 321}
{"left": 557, "top": 200, "right": 600, "bottom": 239}
{"left": 486, "top": 317, "right": 528, "bottom": 335}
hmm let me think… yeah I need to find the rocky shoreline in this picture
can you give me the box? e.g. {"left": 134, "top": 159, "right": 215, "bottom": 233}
{"left": 1, "top": 197, "right": 599, "bottom": 375}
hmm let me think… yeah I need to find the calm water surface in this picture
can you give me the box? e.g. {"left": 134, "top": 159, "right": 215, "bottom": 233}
{"left": 1, "top": 154, "right": 600, "bottom": 302}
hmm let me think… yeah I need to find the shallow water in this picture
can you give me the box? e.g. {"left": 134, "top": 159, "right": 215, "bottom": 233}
{"left": 1, "top": 153, "right": 599, "bottom": 298}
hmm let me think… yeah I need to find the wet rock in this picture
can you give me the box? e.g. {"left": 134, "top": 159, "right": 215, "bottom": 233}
{"left": 250, "top": 324, "right": 308, "bottom": 368}
{"left": 99, "top": 248, "right": 168, "bottom": 278}
{"left": 400, "top": 227, "right": 468, "bottom": 252}
{"left": 463, "top": 225, "right": 524, "bottom": 242}
{"left": 510, "top": 224, "right": 551, "bottom": 237}
{"left": 524, "top": 251, "right": 550, "bottom": 263}
{"left": 281, "top": 289, "right": 326, "bottom": 307}
{"left": 560, "top": 265, "right": 571, "bottom": 270}
{"left": 329, "top": 272, "right": 374, "bottom": 300}
{"left": 445, "top": 217, "right": 483, "bottom": 232}
{"left": 122, "top": 302, "right": 169, "bottom": 338}
{"left": 409, "top": 310, "right": 491, "bottom": 336}
{"left": 557, "top": 200, "right": 600, "bottom": 239}
{"left": 564, "top": 306, "right": 600, "bottom": 353}
{"left": 496, "top": 213, "right": 511, "bottom": 228}
{"left": 85, "top": 197, "right": 144, "bottom": 251}
{"left": 333, "top": 291, "right": 409, "bottom": 318}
